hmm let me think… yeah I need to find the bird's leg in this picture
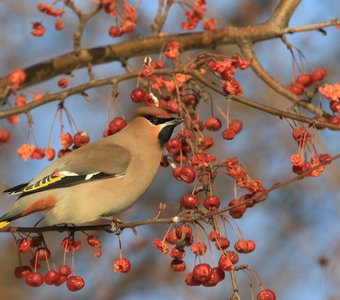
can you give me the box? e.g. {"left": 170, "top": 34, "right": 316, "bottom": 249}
{"left": 101, "top": 216, "right": 124, "bottom": 235}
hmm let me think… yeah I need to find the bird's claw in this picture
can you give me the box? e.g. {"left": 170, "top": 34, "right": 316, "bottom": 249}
{"left": 103, "top": 216, "right": 124, "bottom": 235}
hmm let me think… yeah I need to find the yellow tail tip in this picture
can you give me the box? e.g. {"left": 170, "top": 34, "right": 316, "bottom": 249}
{"left": 0, "top": 221, "right": 10, "bottom": 228}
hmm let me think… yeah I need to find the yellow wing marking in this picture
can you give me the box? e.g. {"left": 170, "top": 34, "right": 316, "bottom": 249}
{"left": 0, "top": 221, "right": 10, "bottom": 229}
{"left": 23, "top": 175, "right": 64, "bottom": 192}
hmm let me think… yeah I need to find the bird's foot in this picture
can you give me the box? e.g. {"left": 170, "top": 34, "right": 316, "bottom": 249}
{"left": 101, "top": 216, "right": 124, "bottom": 235}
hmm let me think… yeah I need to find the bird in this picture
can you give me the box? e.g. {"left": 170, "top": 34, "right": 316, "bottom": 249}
{"left": 0, "top": 106, "right": 182, "bottom": 228}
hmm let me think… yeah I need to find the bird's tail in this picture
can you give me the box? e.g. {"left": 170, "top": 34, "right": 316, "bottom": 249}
{"left": 0, "top": 210, "right": 22, "bottom": 228}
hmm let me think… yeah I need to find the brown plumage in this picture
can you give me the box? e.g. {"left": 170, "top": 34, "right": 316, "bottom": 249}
{"left": 0, "top": 106, "right": 182, "bottom": 226}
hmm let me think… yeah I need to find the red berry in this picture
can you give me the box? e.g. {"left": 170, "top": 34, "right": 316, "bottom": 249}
{"left": 202, "top": 136, "right": 214, "bottom": 150}
{"left": 295, "top": 73, "right": 313, "bottom": 87}
{"left": 109, "top": 117, "right": 127, "bottom": 134}
{"left": 0, "top": 129, "right": 10, "bottom": 143}
{"left": 181, "top": 140, "right": 192, "bottom": 152}
{"left": 203, "top": 195, "right": 220, "bottom": 211}
{"left": 15, "top": 265, "right": 32, "bottom": 279}
{"left": 172, "top": 166, "right": 182, "bottom": 181}
{"left": 58, "top": 77, "right": 69, "bottom": 89}
{"left": 35, "top": 247, "right": 51, "bottom": 261}
{"left": 222, "top": 128, "right": 236, "bottom": 140}
{"left": 192, "top": 263, "right": 212, "bottom": 283}
{"left": 166, "top": 137, "right": 182, "bottom": 154}
{"left": 66, "top": 275, "right": 85, "bottom": 292}
{"left": 318, "top": 153, "right": 332, "bottom": 164}
{"left": 169, "top": 247, "right": 186, "bottom": 259}
{"left": 287, "top": 83, "right": 304, "bottom": 95}
{"left": 327, "top": 115, "right": 340, "bottom": 125}
{"left": 247, "top": 240, "right": 256, "bottom": 252}
{"left": 173, "top": 153, "right": 187, "bottom": 164}
{"left": 160, "top": 155, "right": 169, "bottom": 167}
{"left": 202, "top": 267, "right": 225, "bottom": 287}
{"left": 312, "top": 67, "right": 327, "bottom": 82}
{"left": 165, "top": 99, "right": 180, "bottom": 114}
{"left": 330, "top": 100, "right": 340, "bottom": 113}
{"left": 60, "top": 132, "right": 73, "bottom": 149}
{"left": 165, "top": 230, "right": 178, "bottom": 244}
{"left": 234, "top": 239, "right": 249, "bottom": 253}
{"left": 130, "top": 87, "right": 149, "bottom": 103}
{"left": 54, "top": 275, "right": 68, "bottom": 286}
{"left": 190, "top": 242, "right": 207, "bottom": 255}
{"left": 108, "top": 26, "right": 122, "bottom": 37}
{"left": 17, "top": 238, "right": 31, "bottom": 253}
{"left": 58, "top": 264, "right": 71, "bottom": 276}
{"left": 218, "top": 254, "right": 234, "bottom": 271}
{"left": 30, "top": 258, "right": 41, "bottom": 270}
{"left": 215, "top": 237, "right": 230, "bottom": 250}
{"left": 226, "top": 250, "right": 239, "bottom": 264}
{"left": 25, "top": 272, "right": 44, "bottom": 287}
{"left": 87, "top": 235, "right": 101, "bottom": 248}
{"left": 153, "top": 239, "right": 169, "bottom": 254}
{"left": 229, "top": 120, "right": 243, "bottom": 134}
{"left": 205, "top": 117, "right": 222, "bottom": 131}
{"left": 44, "top": 270, "right": 60, "bottom": 285}
{"left": 31, "top": 148, "right": 45, "bottom": 160}
{"left": 73, "top": 131, "right": 90, "bottom": 147}
{"left": 257, "top": 289, "right": 276, "bottom": 300}
{"left": 45, "top": 147, "right": 56, "bottom": 161}
{"left": 208, "top": 230, "right": 221, "bottom": 242}
{"left": 15, "top": 94, "right": 27, "bottom": 107}
{"left": 31, "top": 22, "right": 45, "bottom": 37}
{"left": 180, "top": 194, "right": 199, "bottom": 209}
{"left": 175, "top": 224, "right": 193, "bottom": 239}
{"left": 185, "top": 272, "right": 201, "bottom": 286}
{"left": 179, "top": 166, "right": 196, "bottom": 183}
{"left": 58, "top": 148, "right": 72, "bottom": 158}
{"left": 114, "top": 258, "right": 131, "bottom": 273}
{"left": 55, "top": 18, "right": 64, "bottom": 30}
{"left": 170, "top": 259, "right": 186, "bottom": 272}
{"left": 228, "top": 199, "right": 247, "bottom": 219}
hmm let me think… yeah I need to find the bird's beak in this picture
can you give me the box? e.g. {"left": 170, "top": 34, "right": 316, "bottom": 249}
{"left": 166, "top": 117, "right": 183, "bottom": 126}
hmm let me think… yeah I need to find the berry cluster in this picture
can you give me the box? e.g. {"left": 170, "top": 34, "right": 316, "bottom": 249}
{"left": 287, "top": 68, "right": 327, "bottom": 95}
{"left": 179, "top": 0, "right": 215, "bottom": 31}
{"left": 12, "top": 232, "right": 131, "bottom": 291}
{"left": 153, "top": 222, "right": 275, "bottom": 299}
{"left": 33, "top": 2, "right": 65, "bottom": 36}
{"left": 16, "top": 103, "right": 90, "bottom": 161}
{"left": 14, "top": 234, "right": 85, "bottom": 291}
{"left": 290, "top": 127, "right": 332, "bottom": 176}
{"left": 103, "top": 0, "right": 138, "bottom": 38}
{"left": 319, "top": 82, "right": 340, "bottom": 125}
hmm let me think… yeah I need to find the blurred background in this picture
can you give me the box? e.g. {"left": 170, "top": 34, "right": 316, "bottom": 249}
{"left": 0, "top": 0, "right": 339, "bottom": 299}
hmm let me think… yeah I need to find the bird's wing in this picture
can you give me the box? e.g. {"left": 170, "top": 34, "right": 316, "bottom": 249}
{"left": 4, "top": 142, "right": 131, "bottom": 198}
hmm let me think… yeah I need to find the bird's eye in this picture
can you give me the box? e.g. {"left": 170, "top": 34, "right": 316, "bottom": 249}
{"left": 144, "top": 115, "right": 159, "bottom": 125}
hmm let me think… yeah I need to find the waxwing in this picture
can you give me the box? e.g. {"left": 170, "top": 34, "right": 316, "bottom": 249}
{"left": 0, "top": 106, "right": 182, "bottom": 227}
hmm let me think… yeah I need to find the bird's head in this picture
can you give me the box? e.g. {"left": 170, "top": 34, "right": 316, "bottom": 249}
{"left": 133, "top": 106, "right": 183, "bottom": 146}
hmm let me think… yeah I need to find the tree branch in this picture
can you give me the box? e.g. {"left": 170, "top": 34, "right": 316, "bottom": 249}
{"left": 1, "top": 68, "right": 339, "bottom": 131}
{"left": 191, "top": 71, "right": 340, "bottom": 131}
{"left": 0, "top": 6, "right": 337, "bottom": 102}
{"left": 269, "top": 0, "right": 301, "bottom": 28}
{"left": 2, "top": 154, "right": 338, "bottom": 234}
